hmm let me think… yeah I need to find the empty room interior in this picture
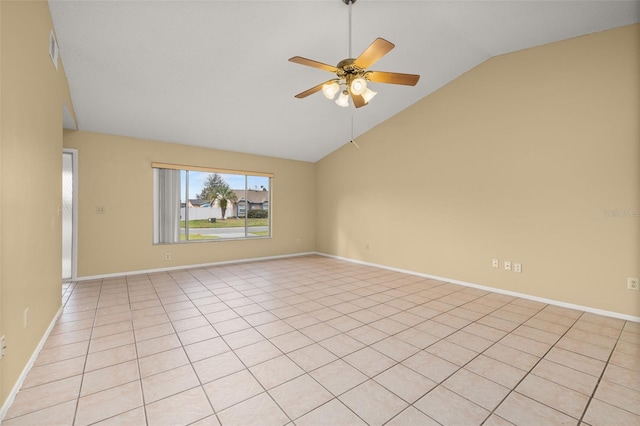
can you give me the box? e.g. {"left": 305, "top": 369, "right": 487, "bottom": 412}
{"left": 1, "top": 0, "right": 639, "bottom": 425}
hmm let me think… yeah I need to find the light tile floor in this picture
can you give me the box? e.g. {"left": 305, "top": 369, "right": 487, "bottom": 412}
{"left": 3, "top": 255, "right": 639, "bottom": 425}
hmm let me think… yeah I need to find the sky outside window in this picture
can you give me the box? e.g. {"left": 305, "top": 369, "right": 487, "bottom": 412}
{"left": 180, "top": 171, "right": 269, "bottom": 202}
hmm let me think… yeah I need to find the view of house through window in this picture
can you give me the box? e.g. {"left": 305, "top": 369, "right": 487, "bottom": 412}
{"left": 153, "top": 164, "right": 271, "bottom": 244}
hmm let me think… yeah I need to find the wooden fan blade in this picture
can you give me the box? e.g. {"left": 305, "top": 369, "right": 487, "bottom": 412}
{"left": 354, "top": 38, "right": 395, "bottom": 69}
{"left": 289, "top": 56, "right": 338, "bottom": 73}
{"left": 366, "top": 71, "right": 420, "bottom": 86}
{"left": 294, "top": 80, "right": 337, "bottom": 99}
{"left": 351, "top": 92, "right": 367, "bottom": 108}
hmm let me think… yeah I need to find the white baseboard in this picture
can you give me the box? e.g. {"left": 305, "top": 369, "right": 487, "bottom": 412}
{"left": 318, "top": 252, "right": 640, "bottom": 323}
{"left": 75, "top": 252, "right": 317, "bottom": 281}
{"left": 0, "top": 305, "right": 63, "bottom": 422}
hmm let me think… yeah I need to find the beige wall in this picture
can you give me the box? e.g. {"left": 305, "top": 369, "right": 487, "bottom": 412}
{"left": 316, "top": 24, "right": 640, "bottom": 317}
{"left": 63, "top": 131, "right": 316, "bottom": 277}
{"left": 0, "top": 1, "right": 75, "bottom": 407}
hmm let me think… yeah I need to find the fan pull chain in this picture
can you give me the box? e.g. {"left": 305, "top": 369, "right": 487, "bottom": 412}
{"left": 350, "top": 116, "right": 359, "bottom": 148}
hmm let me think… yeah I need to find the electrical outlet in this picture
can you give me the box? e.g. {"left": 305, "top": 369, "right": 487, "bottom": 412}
{"left": 165, "top": 253, "right": 171, "bottom": 261}
{"left": 504, "top": 261, "right": 512, "bottom": 271}
{"left": 0, "top": 335, "right": 5, "bottom": 359}
{"left": 96, "top": 206, "right": 105, "bottom": 214}
{"left": 514, "top": 263, "right": 522, "bottom": 273}
{"left": 492, "top": 259, "right": 499, "bottom": 268}
{"left": 628, "top": 277, "right": 639, "bottom": 291}
{"left": 296, "top": 238, "right": 300, "bottom": 245}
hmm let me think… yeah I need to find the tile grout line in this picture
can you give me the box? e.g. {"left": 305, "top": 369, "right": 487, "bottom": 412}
{"left": 130, "top": 273, "right": 153, "bottom": 426}
{"left": 190, "top": 272, "right": 495, "bottom": 423}
{"left": 150, "top": 272, "right": 221, "bottom": 426}
{"left": 151, "top": 266, "right": 404, "bottom": 421}
{"left": 71, "top": 278, "right": 103, "bottom": 426}
{"left": 191, "top": 264, "right": 397, "bottom": 423}
{"left": 477, "top": 308, "right": 582, "bottom": 424}
{"left": 399, "top": 295, "right": 549, "bottom": 424}
{"left": 576, "top": 320, "right": 626, "bottom": 425}
{"left": 193, "top": 266, "right": 539, "bottom": 423}
{"left": 181, "top": 268, "right": 276, "bottom": 426}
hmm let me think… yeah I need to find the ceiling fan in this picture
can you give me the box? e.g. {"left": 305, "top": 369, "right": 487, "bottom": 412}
{"left": 289, "top": 0, "right": 420, "bottom": 109}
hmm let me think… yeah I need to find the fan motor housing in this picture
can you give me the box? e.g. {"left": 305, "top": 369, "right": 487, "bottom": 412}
{"left": 336, "top": 59, "right": 364, "bottom": 77}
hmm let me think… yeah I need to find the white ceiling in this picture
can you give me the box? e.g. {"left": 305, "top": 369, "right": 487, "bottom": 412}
{"left": 49, "top": 0, "right": 639, "bottom": 163}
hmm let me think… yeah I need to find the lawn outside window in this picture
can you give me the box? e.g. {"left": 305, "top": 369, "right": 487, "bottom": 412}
{"left": 152, "top": 163, "right": 271, "bottom": 244}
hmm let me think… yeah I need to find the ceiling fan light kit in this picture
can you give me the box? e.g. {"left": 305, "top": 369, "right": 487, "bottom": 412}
{"left": 350, "top": 77, "right": 367, "bottom": 95}
{"left": 336, "top": 90, "right": 350, "bottom": 107}
{"left": 361, "top": 87, "right": 377, "bottom": 103}
{"left": 289, "top": 0, "right": 420, "bottom": 109}
{"left": 322, "top": 81, "right": 341, "bottom": 99}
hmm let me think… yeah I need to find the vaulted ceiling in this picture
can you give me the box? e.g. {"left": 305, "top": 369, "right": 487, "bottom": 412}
{"left": 49, "top": 1, "right": 640, "bottom": 162}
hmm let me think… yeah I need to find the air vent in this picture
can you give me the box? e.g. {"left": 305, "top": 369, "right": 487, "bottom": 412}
{"left": 49, "top": 30, "right": 59, "bottom": 70}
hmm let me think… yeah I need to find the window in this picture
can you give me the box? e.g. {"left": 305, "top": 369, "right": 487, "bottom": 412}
{"left": 153, "top": 163, "right": 271, "bottom": 243}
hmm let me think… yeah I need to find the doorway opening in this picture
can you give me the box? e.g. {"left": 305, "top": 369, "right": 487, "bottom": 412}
{"left": 62, "top": 149, "right": 77, "bottom": 281}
